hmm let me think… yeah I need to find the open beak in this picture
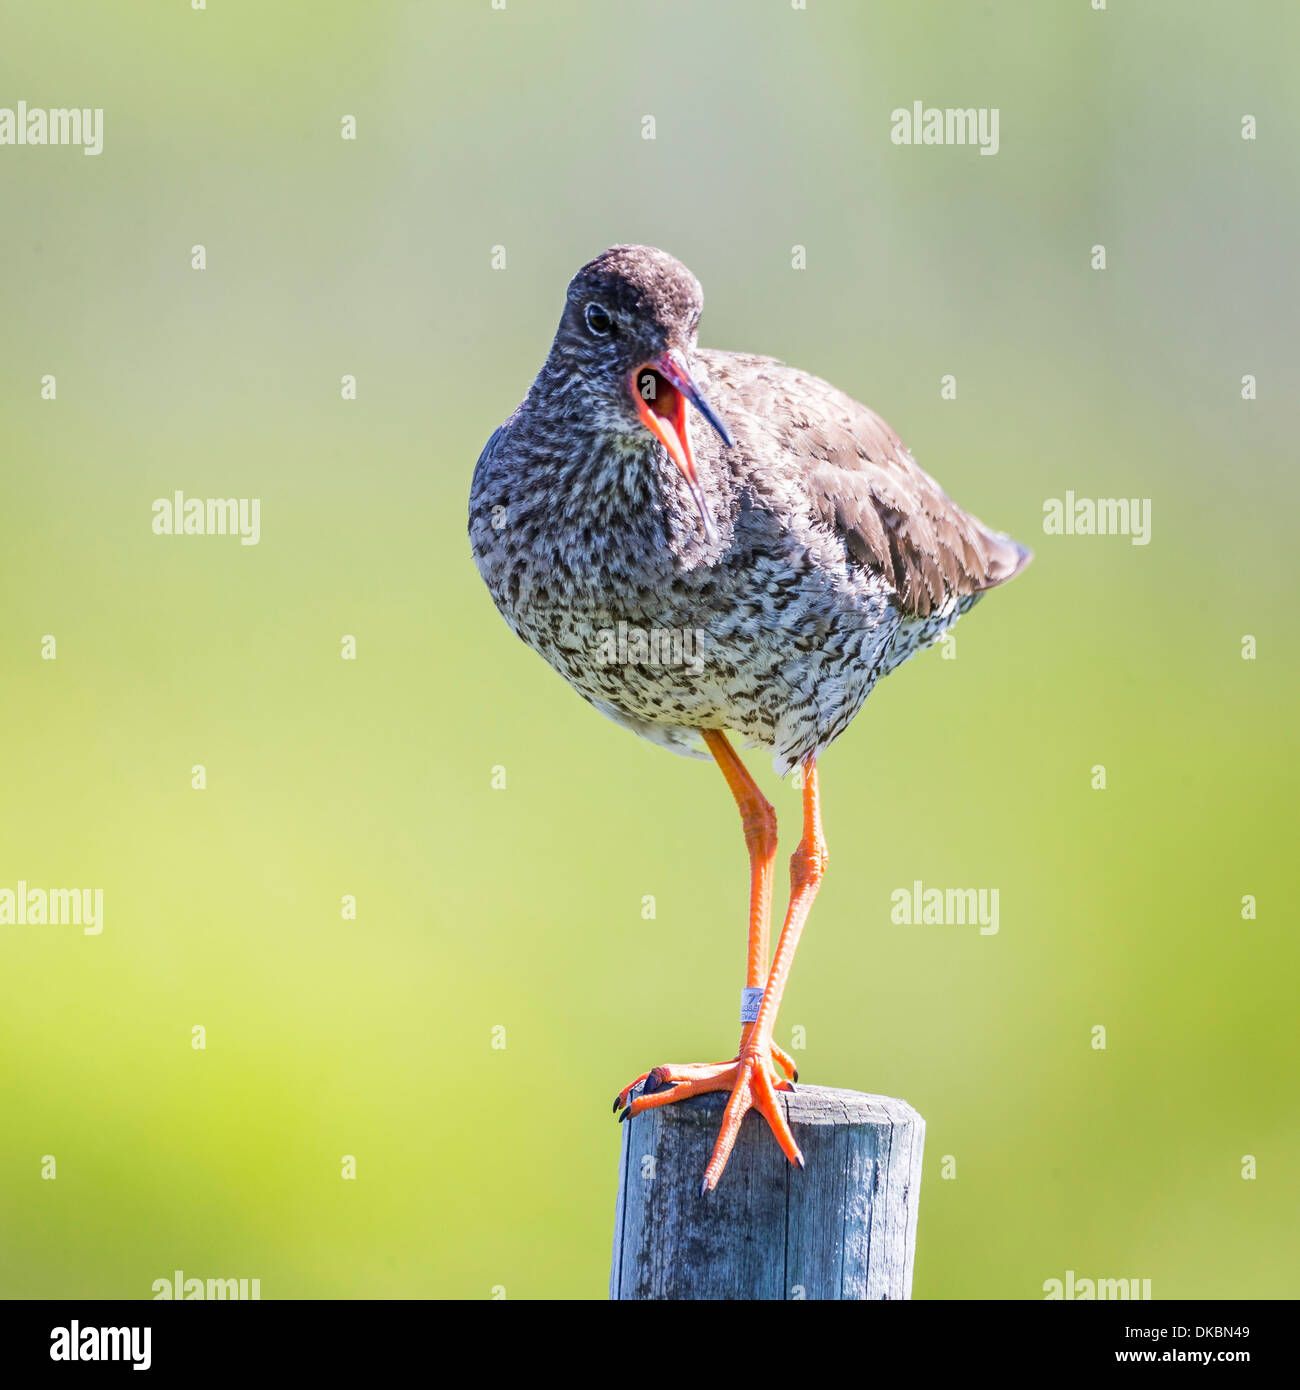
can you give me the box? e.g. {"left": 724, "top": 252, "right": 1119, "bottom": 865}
{"left": 631, "top": 349, "right": 733, "bottom": 542}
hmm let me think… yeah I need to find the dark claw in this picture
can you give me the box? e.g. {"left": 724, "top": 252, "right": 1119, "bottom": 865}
{"left": 613, "top": 1094, "right": 623, "bottom": 1113}
{"left": 618, "top": 1106, "right": 632, "bottom": 1124}
{"left": 698, "top": 1177, "right": 711, "bottom": 1198}
{"left": 792, "top": 1068, "right": 799, "bottom": 1083}
{"left": 642, "top": 1070, "right": 667, "bottom": 1097}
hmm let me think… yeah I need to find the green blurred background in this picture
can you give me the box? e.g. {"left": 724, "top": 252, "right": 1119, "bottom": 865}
{"left": 2, "top": 1, "right": 1296, "bottom": 1299}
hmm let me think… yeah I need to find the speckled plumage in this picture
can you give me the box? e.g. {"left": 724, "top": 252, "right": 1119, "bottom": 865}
{"left": 469, "top": 245, "right": 1029, "bottom": 775}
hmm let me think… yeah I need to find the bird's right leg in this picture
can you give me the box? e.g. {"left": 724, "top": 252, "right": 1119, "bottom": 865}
{"left": 706, "top": 727, "right": 778, "bottom": 990}
{"left": 613, "top": 729, "right": 795, "bottom": 1114}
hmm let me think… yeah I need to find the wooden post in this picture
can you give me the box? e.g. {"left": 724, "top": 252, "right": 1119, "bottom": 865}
{"left": 610, "top": 1084, "right": 924, "bottom": 1300}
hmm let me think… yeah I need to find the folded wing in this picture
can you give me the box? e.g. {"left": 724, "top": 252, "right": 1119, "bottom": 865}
{"left": 701, "top": 351, "right": 1030, "bottom": 618}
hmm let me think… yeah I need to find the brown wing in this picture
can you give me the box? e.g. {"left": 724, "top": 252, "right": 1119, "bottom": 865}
{"left": 701, "top": 351, "right": 1030, "bottom": 618}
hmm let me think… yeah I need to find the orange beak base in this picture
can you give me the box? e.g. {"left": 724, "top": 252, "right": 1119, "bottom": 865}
{"left": 630, "top": 351, "right": 731, "bottom": 542}
{"left": 634, "top": 366, "right": 694, "bottom": 480}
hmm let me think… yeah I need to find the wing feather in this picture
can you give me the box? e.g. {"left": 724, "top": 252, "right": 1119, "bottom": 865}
{"left": 701, "top": 351, "right": 1029, "bottom": 618}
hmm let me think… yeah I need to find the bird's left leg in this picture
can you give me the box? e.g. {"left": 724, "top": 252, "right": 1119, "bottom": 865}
{"left": 702, "top": 728, "right": 801, "bottom": 1082}
{"left": 612, "top": 730, "right": 794, "bottom": 1116}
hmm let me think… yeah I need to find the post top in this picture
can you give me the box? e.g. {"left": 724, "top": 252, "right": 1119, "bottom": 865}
{"left": 629, "top": 1081, "right": 923, "bottom": 1130}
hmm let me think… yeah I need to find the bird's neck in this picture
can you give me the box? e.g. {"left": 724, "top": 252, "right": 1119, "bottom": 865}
{"left": 518, "top": 375, "right": 731, "bottom": 567}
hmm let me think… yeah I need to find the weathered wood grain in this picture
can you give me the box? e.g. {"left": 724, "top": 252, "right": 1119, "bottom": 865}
{"left": 610, "top": 1084, "right": 924, "bottom": 1300}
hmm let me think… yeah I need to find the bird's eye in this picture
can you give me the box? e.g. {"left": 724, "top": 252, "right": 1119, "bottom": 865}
{"left": 584, "top": 302, "right": 613, "bottom": 336}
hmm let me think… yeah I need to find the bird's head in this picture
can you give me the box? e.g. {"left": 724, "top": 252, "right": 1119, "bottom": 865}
{"left": 549, "top": 244, "right": 733, "bottom": 538}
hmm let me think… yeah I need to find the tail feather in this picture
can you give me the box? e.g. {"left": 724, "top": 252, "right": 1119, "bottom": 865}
{"left": 982, "top": 530, "right": 1033, "bottom": 589}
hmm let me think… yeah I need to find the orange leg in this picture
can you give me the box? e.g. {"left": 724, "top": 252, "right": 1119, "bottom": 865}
{"left": 701, "top": 730, "right": 798, "bottom": 1080}
{"left": 613, "top": 731, "right": 787, "bottom": 1109}
{"left": 616, "top": 750, "right": 828, "bottom": 1194}
{"left": 702, "top": 728, "right": 777, "bottom": 994}
{"left": 699, "top": 760, "right": 827, "bottom": 1192}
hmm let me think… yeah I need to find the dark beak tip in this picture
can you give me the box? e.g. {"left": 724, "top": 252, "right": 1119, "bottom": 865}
{"left": 692, "top": 395, "right": 735, "bottom": 451}
{"left": 656, "top": 351, "right": 734, "bottom": 451}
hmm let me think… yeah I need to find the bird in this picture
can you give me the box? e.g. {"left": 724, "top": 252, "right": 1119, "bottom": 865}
{"left": 468, "top": 244, "right": 1030, "bottom": 1194}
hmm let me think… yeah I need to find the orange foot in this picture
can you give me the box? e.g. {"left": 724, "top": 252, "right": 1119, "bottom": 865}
{"left": 614, "top": 1041, "right": 804, "bottom": 1194}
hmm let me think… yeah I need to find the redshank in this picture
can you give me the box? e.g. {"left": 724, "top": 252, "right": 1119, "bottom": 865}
{"left": 468, "top": 245, "right": 1029, "bottom": 1193}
